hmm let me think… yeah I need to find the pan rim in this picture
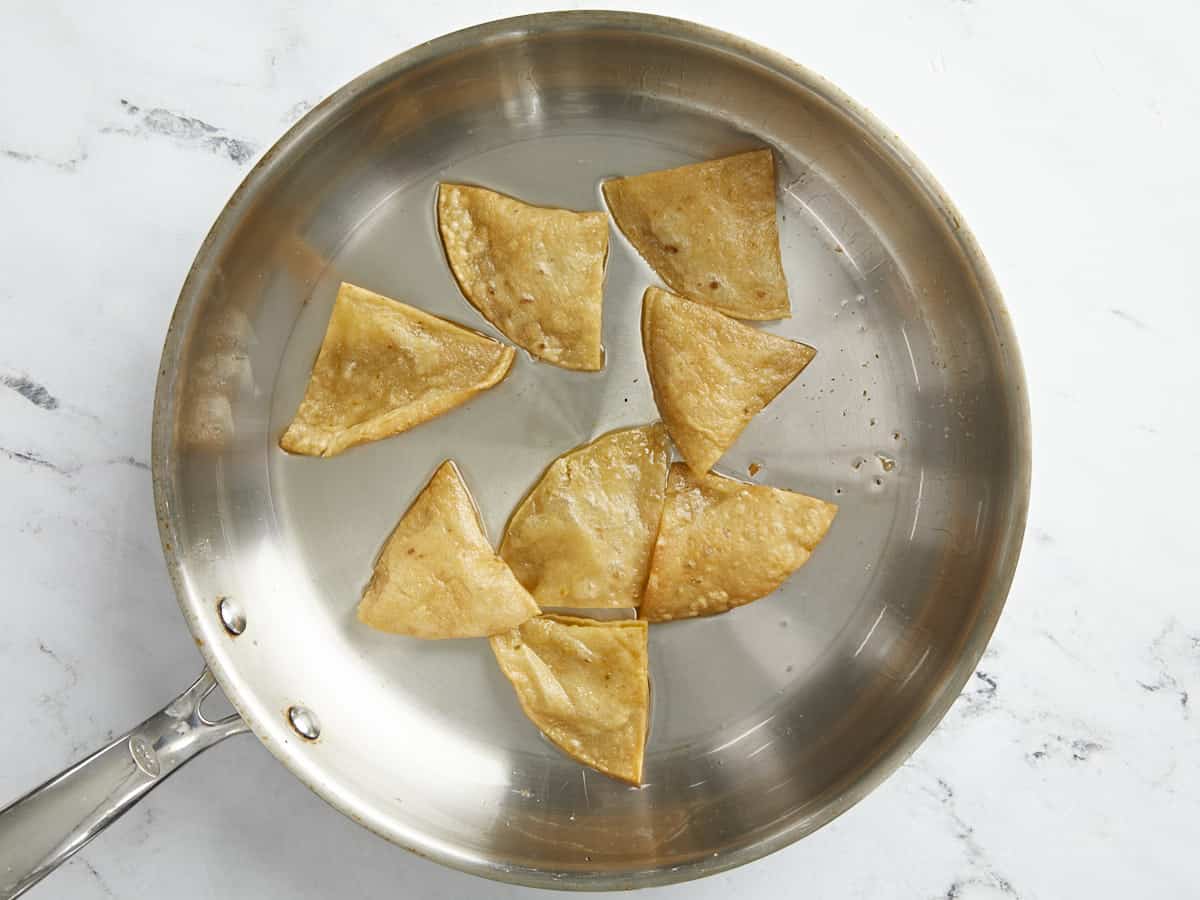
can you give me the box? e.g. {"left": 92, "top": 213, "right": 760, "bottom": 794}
{"left": 151, "top": 9, "right": 1031, "bottom": 890}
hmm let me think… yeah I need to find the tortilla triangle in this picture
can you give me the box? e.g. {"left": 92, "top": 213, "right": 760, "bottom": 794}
{"left": 500, "top": 424, "right": 670, "bottom": 609}
{"left": 491, "top": 615, "right": 649, "bottom": 784}
{"left": 640, "top": 464, "right": 838, "bottom": 622}
{"left": 280, "top": 282, "right": 515, "bottom": 457}
{"left": 603, "top": 149, "right": 788, "bottom": 319}
{"left": 438, "top": 184, "right": 608, "bottom": 371}
{"left": 358, "top": 461, "right": 539, "bottom": 639}
{"left": 642, "top": 287, "right": 815, "bottom": 475}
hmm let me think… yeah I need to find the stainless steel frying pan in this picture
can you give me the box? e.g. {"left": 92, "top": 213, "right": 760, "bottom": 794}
{"left": 0, "top": 12, "right": 1030, "bottom": 896}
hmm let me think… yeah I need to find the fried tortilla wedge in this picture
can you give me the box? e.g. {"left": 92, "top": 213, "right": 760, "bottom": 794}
{"left": 491, "top": 615, "right": 649, "bottom": 784}
{"left": 640, "top": 464, "right": 837, "bottom": 623}
{"left": 280, "top": 283, "right": 515, "bottom": 457}
{"left": 642, "top": 287, "right": 815, "bottom": 476}
{"left": 500, "top": 424, "right": 670, "bottom": 609}
{"left": 603, "top": 149, "right": 788, "bottom": 319}
{"left": 358, "top": 461, "right": 539, "bottom": 639}
{"left": 437, "top": 183, "right": 608, "bottom": 371}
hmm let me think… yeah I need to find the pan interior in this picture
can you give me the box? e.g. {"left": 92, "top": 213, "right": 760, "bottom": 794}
{"left": 156, "top": 15, "right": 1026, "bottom": 888}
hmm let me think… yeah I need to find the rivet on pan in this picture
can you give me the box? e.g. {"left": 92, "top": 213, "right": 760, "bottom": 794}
{"left": 288, "top": 705, "right": 321, "bottom": 741}
{"left": 218, "top": 596, "right": 246, "bottom": 636}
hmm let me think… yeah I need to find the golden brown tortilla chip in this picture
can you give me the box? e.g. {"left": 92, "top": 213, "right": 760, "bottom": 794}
{"left": 358, "top": 461, "right": 539, "bottom": 639}
{"left": 642, "top": 287, "right": 815, "bottom": 476}
{"left": 603, "top": 149, "right": 788, "bottom": 319}
{"left": 490, "top": 615, "right": 649, "bottom": 784}
{"left": 437, "top": 183, "right": 608, "bottom": 371}
{"left": 280, "top": 283, "right": 515, "bottom": 457}
{"left": 500, "top": 424, "right": 670, "bottom": 609}
{"left": 640, "top": 464, "right": 837, "bottom": 623}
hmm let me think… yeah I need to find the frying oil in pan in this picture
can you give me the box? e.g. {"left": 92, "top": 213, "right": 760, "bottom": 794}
{"left": 266, "top": 125, "right": 959, "bottom": 821}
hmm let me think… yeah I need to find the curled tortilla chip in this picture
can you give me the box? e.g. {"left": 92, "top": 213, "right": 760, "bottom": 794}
{"left": 500, "top": 424, "right": 670, "bottom": 609}
{"left": 642, "top": 287, "right": 815, "bottom": 476}
{"left": 280, "top": 283, "right": 515, "bottom": 457}
{"left": 640, "top": 464, "right": 837, "bottom": 623}
{"left": 603, "top": 149, "right": 788, "bottom": 319}
{"left": 491, "top": 615, "right": 649, "bottom": 784}
{"left": 437, "top": 183, "right": 608, "bottom": 371}
{"left": 358, "top": 461, "right": 539, "bottom": 639}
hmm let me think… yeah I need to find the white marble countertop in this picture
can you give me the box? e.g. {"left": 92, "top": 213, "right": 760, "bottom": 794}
{"left": 2, "top": 1, "right": 1196, "bottom": 897}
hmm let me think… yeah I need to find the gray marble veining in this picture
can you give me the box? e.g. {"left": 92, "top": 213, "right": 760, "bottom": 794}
{"left": 1, "top": 1, "right": 1196, "bottom": 898}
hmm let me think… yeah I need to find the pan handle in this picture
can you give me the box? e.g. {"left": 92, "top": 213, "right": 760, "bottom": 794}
{"left": 0, "top": 669, "right": 247, "bottom": 899}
